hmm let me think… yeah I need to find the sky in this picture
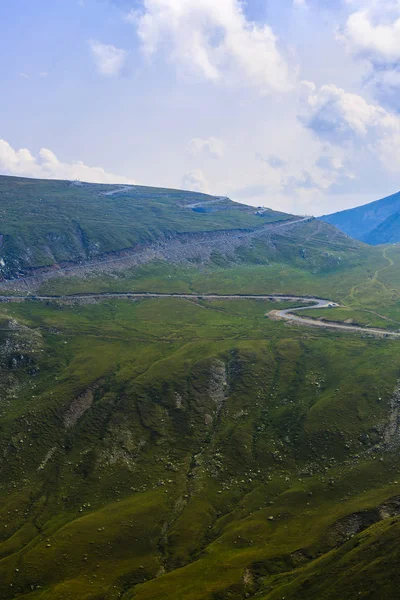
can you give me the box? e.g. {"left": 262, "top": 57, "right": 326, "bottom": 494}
{"left": 1, "top": 0, "right": 400, "bottom": 216}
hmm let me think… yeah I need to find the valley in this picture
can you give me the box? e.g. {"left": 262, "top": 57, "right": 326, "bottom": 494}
{"left": 0, "top": 292, "right": 399, "bottom": 337}
{"left": 1, "top": 176, "right": 400, "bottom": 600}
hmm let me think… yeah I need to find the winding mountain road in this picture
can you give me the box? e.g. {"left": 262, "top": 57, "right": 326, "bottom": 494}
{"left": 274, "top": 300, "right": 400, "bottom": 337}
{"left": 0, "top": 292, "right": 399, "bottom": 338}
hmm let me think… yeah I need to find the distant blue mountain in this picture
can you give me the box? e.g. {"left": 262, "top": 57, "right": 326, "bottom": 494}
{"left": 320, "top": 191, "right": 400, "bottom": 245}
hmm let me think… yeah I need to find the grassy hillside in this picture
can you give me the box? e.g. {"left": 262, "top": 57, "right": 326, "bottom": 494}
{"left": 1, "top": 176, "right": 400, "bottom": 599}
{"left": 0, "top": 175, "right": 292, "bottom": 278}
{"left": 1, "top": 298, "right": 400, "bottom": 600}
{"left": 31, "top": 217, "right": 368, "bottom": 294}
{"left": 36, "top": 219, "right": 400, "bottom": 322}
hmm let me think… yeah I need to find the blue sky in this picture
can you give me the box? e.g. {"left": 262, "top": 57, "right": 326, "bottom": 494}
{"left": 1, "top": 0, "right": 400, "bottom": 215}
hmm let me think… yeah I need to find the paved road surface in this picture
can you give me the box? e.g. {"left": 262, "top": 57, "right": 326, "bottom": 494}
{"left": 275, "top": 300, "right": 400, "bottom": 338}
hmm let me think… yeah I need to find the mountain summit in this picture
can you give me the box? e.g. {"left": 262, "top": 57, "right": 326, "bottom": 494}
{"left": 320, "top": 191, "right": 400, "bottom": 245}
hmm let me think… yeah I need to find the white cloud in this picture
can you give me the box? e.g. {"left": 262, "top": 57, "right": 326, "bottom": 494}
{"left": 300, "top": 82, "right": 400, "bottom": 172}
{"left": 0, "top": 139, "right": 135, "bottom": 184}
{"left": 340, "top": 8, "right": 400, "bottom": 63}
{"left": 89, "top": 40, "right": 128, "bottom": 76}
{"left": 126, "top": 0, "right": 292, "bottom": 93}
{"left": 301, "top": 82, "right": 387, "bottom": 137}
{"left": 338, "top": 4, "right": 400, "bottom": 105}
{"left": 188, "top": 137, "right": 225, "bottom": 159}
{"left": 269, "top": 149, "right": 348, "bottom": 196}
{"left": 181, "top": 169, "right": 209, "bottom": 193}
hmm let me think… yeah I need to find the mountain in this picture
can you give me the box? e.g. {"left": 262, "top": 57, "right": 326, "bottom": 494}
{"left": 320, "top": 190, "right": 400, "bottom": 245}
{"left": 0, "top": 175, "right": 294, "bottom": 279}
{"left": 2, "top": 175, "right": 400, "bottom": 600}
{"left": 0, "top": 175, "right": 368, "bottom": 299}
{"left": 363, "top": 210, "right": 400, "bottom": 245}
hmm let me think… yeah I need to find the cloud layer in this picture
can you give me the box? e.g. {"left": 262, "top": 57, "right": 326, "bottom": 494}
{"left": 127, "top": 0, "right": 292, "bottom": 92}
{"left": 338, "top": 3, "right": 400, "bottom": 107}
{"left": 0, "top": 139, "right": 135, "bottom": 184}
{"left": 341, "top": 6, "right": 400, "bottom": 63}
{"left": 301, "top": 82, "right": 400, "bottom": 172}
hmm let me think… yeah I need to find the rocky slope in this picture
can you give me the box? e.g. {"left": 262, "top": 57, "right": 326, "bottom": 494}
{"left": 0, "top": 175, "right": 293, "bottom": 279}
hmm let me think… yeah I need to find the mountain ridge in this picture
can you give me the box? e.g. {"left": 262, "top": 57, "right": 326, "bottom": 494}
{"left": 320, "top": 190, "right": 400, "bottom": 245}
{"left": 0, "top": 174, "right": 295, "bottom": 280}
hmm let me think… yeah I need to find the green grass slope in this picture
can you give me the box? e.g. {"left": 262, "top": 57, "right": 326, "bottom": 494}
{"left": 37, "top": 218, "right": 399, "bottom": 318}
{"left": 1, "top": 298, "right": 400, "bottom": 599}
{"left": 0, "top": 175, "right": 291, "bottom": 277}
{"left": 36, "top": 217, "right": 368, "bottom": 294}
{"left": 1, "top": 176, "right": 400, "bottom": 599}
